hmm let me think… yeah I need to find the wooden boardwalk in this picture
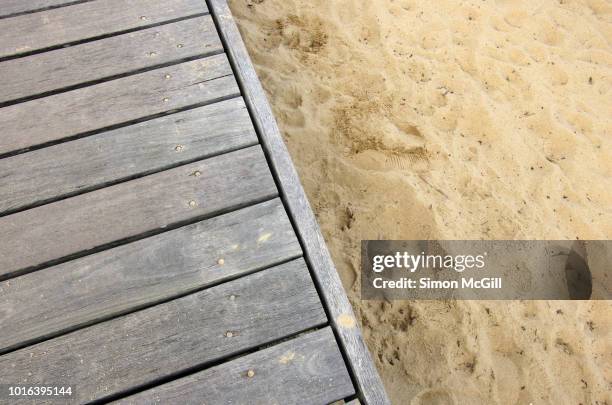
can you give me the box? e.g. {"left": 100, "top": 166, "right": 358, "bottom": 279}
{"left": 0, "top": 0, "right": 389, "bottom": 404}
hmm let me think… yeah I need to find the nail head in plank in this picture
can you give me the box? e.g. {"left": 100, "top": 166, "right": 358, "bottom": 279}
{"left": 0, "top": 55, "right": 238, "bottom": 156}
{"left": 0, "top": 259, "right": 327, "bottom": 404}
{"left": 0, "top": 16, "right": 223, "bottom": 104}
{"left": 207, "top": 1, "right": 390, "bottom": 403}
{"left": 0, "top": 199, "right": 301, "bottom": 353}
{"left": 0, "top": 145, "right": 277, "bottom": 279}
{"left": 0, "top": 0, "right": 207, "bottom": 58}
{"left": 0, "top": 98, "right": 256, "bottom": 215}
{"left": 117, "top": 327, "right": 354, "bottom": 405}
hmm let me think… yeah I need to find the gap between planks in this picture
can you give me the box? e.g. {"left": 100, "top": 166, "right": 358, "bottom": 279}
{"left": 114, "top": 327, "right": 354, "bottom": 405}
{"left": 0, "top": 0, "right": 97, "bottom": 19}
{"left": 0, "top": 198, "right": 302, "bottom": 354}
{"left": 0, "top": 146, "right": 277, "bottom": 280}
{"left": 0, "top": 0, "right": 209, "bottom": 60}
{"left": 0, "top": 15, "right": 224, "bottom": 106}
{"left": 0, "top": 98, "right": 257, "bottom": 217}
{"left": 0, "top": 54, "right": 239, "bottom": 157}
{"left": 0, "top": 260, "right": 329, "bottom": 404}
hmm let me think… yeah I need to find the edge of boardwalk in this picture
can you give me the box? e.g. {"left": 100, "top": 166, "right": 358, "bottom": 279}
{"left": 205, "top": 1, "right": 391, "bottom": 404}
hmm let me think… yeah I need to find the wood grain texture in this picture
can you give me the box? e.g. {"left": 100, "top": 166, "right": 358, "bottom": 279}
{"left": 0, "top": 0, "right": 85, "bottom": 17}
{"left": 0, "top": 98, "right": 256, "bottom": 215}
{"left": 118, "top": 327, "right": 354, "bottom": 405}
{"left": 0, "top": 0, "right": 207, "bottom": 58}
{"left": 0, "top": 145, "right": 277, "bottom": 280}
{"left": 0, "top": 259, "right": 327, "bottom": 404}
{"left": 208, "top": 2, "right": 390, "bottom": 404}
{"left": 0, "top": 199, "right": 301, "bottom": 353}
{"left": 0, "top": 54, "right": 238, "bottom": 156}
{"left": 0, "top": 16, "right": 222, "bottom": 103}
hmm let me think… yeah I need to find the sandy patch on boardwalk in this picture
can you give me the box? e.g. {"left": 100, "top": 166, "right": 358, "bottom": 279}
{"left": 228, "top": 0, "right": 612, "bottom": 403}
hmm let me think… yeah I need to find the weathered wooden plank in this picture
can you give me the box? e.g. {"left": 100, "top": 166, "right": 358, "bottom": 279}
{"left": 0, "top": 145, "right": 277, "bottom": 280}
{"left": 0, "top": 98, "right": 256, "bottom": 215}
{"left": 0, "top": 16, "right": 222, "bottom": 104}
{"left": 0, "top": 199, "right": 301, "bottom": 353}
{"left": 118, "top": 327, "right": 354, "bottom": 405}
{"left": 0, "top": 0, "right": 83, "bottom": 17}
{"left": 0, "top": 0, "right": 207, "bottom": 58}
{"left": 0, "top": 259, "right": 327, "bottom": 404}
{"left": 208, "top": 2, "right": 390, "bottom": 404}
{"left": 0, "top": 54, "right": 238, "bottom": 156}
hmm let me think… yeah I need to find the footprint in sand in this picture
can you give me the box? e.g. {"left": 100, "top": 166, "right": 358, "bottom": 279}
{"left": 413, "top": 388, "right": 456, "bottom": 405}
{"left": 564, "top": 241, "right": 592, "bottom": 300}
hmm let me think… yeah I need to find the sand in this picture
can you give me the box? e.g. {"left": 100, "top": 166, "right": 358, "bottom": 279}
{"left": 227, "top": 0, "right": 612, "bottom": 403}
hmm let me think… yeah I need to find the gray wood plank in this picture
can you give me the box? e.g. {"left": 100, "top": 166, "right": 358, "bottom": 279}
{"left": 0, "top": 0, "right": 207, "bottom": 58}
{"left": 0, "top": 259, "right": 327, "bottom": 404}
{"left": 0, "top": 98, "right": 256, "bottom": 215}
{"left": 0, "top": 198, "right": 301, "bottom": 353}
{"left": 0, "top": 54, "right": 238, "bottom": 156}
{"left": 0, "top": 16, "right": 222, "bottom": 104}
{"left": 208, "top": 2, "right": 390, "bottom": 404}
{"left": 0, "top": 0, "right": 85, "bottom": 17}
{"left": 118, "top": 327, "right": 354, "bottom": 405}
{"left": 0, "top": 145, "right": 277, "bottom": 280}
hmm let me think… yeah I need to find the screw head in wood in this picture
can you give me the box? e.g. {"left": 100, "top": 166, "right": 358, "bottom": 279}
{"left": 217, "top": 258, "right": 225, "bottom": 265}
{"left": 139, "top": 16, "right": 147, "bottom": 20}
{"left": 229, "top": 295, "right": 235, "bottom": 301}
{"left": 192, "top": 170, "right": 202, "bottom": 177}
{"left": 174, "top": 144, "right": 183, "bottom": 151}
{"left": 225, "top": 331, "right": 233, "bottom": 338}
{"left": 163, "top": 97, "right": 170, "bottom": 103}
{"left": 164, "top": 73, "right": 171, "bottom": 79}
{"left": 188, "top": 200, "right": 197, "bottom": 208}
{"left": 176, "top": 43, "right": 184, "bottom": 48}
{"left": 246, "top": 369, "right": 255, "bottom": 378}
{"left": 147, "top": 51, "right": 157, "bottom": 57}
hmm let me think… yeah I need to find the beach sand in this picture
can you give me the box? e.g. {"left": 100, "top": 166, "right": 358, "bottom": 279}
{"left": 228, "top": 0, "right": 612, "bottom": 403}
